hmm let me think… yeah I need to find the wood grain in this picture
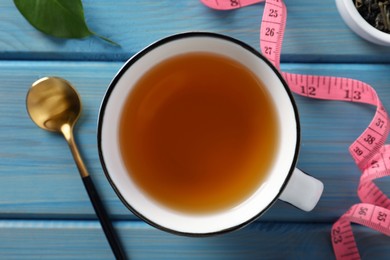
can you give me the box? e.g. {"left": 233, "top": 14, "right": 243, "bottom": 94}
{"left": 0, "top": 220, "right": 388, "bottom": 259}
{"left": 0, "top": 0, "right": 389, "bottom": 62}
{"left": 0, "top": 61, "right": 389, "bottom": 222}
{"left": 0, "top": 0, "right": 389, "bottom": 258}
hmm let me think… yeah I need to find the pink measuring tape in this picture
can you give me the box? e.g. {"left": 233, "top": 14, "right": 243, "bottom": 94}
{"left": 200, "top": 0, "right": 390, "bottom": 259}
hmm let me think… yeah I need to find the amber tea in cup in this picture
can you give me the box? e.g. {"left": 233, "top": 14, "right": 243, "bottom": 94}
{"left": 119, "top": 52, "right": 279, "bottom": 214}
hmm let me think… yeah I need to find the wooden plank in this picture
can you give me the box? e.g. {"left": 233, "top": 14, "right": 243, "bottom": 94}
{"left": 0, "top": 220, "right": 388, "bottom": 259}
{"left": 0, "top": 61, "right": 389, "bottom": 221}
{"left": 0, "top": 0, "right": 390, "bottom": 62}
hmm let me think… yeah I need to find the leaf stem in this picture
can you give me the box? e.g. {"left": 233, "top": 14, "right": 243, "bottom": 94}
{"left": 92, "top": 31, "right": 121, "bottom": 47}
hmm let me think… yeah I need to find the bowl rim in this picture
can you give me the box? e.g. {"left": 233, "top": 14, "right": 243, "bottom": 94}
{"left": 335, "top": 0, "right": 390, "bottom": 46}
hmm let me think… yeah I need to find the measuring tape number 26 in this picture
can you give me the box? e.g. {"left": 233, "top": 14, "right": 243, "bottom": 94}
{"left": 200, "top": 0, "right": 390, "bottom": 259}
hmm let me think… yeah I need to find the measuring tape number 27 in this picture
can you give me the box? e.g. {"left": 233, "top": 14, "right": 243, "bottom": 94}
{"left": 200, "top": 0, "right": 390, "bottom": 259}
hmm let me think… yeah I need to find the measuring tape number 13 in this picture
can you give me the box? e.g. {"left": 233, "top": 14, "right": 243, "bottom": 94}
{"left": 200, "top": 0, "right": 390, "bottom": 259}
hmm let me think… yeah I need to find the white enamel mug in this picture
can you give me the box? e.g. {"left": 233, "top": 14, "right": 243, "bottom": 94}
{"left": 97, "top": 32, "right": 324, "bottom": 236}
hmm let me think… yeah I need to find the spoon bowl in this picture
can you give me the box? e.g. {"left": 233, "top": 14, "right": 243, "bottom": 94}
{"left": 26, "top": 77, "right": 81, "bottom": 132}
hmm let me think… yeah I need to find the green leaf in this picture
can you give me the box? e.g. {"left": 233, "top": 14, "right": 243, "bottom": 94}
{"left": 13, "top": 0, "right": 119, "bottom": 46}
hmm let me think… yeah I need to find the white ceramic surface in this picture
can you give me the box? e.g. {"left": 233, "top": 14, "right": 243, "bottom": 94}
{"left": 98, "top": 32, "right": 323, "bottom": 235}
{"left": 336, "top": 0, "right": 390, "bottom": 46}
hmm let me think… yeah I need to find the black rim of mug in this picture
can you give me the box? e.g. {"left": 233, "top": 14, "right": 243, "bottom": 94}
{"left": 97, "top": 31, "right": 301, "bottom": 237}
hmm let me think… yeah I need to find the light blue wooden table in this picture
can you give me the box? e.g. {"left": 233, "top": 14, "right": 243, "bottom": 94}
{"left": 0, "top": 0, "right": 389, "bottom": 259}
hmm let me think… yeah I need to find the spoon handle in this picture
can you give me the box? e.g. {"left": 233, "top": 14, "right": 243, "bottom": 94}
{"left": 82, "top": 175, "right": 127, "bottom": 260}
{"left": 61, "top": 124, "right": 127, "bottom": 259}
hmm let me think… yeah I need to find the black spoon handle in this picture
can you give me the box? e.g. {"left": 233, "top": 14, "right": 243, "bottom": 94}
{"left": 82, "top": 175, "right": 127, "bottom": 260}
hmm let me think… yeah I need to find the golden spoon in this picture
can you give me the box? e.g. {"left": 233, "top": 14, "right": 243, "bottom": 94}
{"left": 26, "top": 77, "right": 126, "bottom": 260}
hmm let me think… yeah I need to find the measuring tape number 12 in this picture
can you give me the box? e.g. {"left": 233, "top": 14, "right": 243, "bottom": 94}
{"left": 200, "top": 0, "right": 390, "bottom": 259}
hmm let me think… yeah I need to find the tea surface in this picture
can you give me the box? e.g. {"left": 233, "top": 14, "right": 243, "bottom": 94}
{"left": 120, "top": 52, "right": 279, "bottom": 213}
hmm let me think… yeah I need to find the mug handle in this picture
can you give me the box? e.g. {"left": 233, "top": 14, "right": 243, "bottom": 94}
{"left": 279, "top": 168, "right": 324, "bottom": 212}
